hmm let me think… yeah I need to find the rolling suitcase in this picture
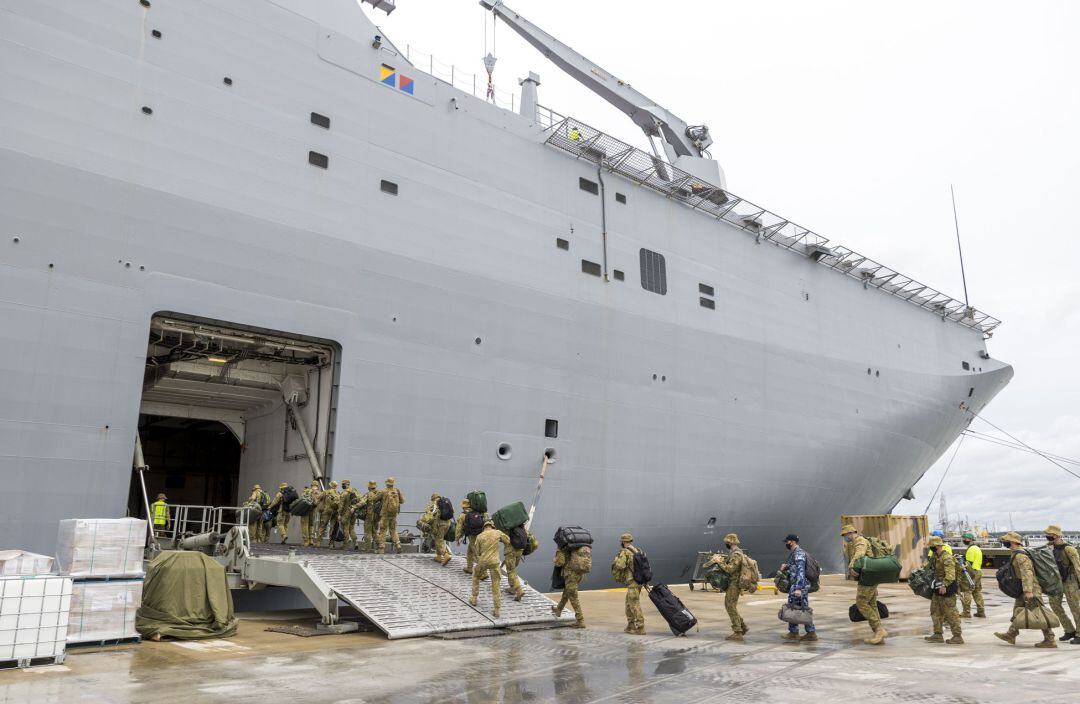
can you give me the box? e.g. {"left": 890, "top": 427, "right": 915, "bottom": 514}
{"left": 648, "top": 583, "right": 697, "bottom": 636}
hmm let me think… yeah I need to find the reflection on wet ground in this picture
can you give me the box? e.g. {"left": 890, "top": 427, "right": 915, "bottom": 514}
{"left": 3, "top": 579, "right": 1080, "bottom": 703}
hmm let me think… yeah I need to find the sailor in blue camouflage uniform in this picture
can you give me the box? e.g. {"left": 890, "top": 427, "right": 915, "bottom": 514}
{"left": 779, "top": 534, "right": 817, "bottom": 642}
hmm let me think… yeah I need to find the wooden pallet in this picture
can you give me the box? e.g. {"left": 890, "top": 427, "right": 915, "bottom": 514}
{"left": 0, "top": 653, "right": 66, "bottom": 670}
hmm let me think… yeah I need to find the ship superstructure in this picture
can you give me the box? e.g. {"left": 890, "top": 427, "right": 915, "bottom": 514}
{"left": 0, "top": 0, "right": 1010, "bottom": 583}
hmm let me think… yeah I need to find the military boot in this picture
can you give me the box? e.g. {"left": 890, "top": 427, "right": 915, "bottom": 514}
{"left": 961, "top": 610, "right": 972, "bottom": 618}
{"left": 975, "top": 610, "right": 987, "bottom": 618}
{"left": 799, "top": 632, "right": 818, "bottom": 642}
{"left": 740, "top": 624, "right": 750, "bottom": 635}
{"left": 1058, "top": 631, "right": 1076, "bottom": 641}
{"left": 924, "top": 633, "right": 944, "bottom": 643}
{"left": 994, "top": 631, "right": 1016, "bottom": 644}
{"left": 864, "top": 628, "right": 887, "bottom": 645}
{"left": 513, "top": 590, "right": 524, "bottom": 602}
{"left": 1035, "top": 637, "right": 1058, "bottom": 649}
{"left": 572, "top": 620, "right": 586, "bottom": 629}
{"left": 551, "top": 606, "right": 562, "bottom": 618}
{"left": 725, "top": 632, "right": 743, "bottom": 642}
{"left": 440, "top": 555, "right": 452, "bottom": 566}
{"left": 946, "top": 635, "right": 964, "bottom": 645}
{"left": 781, "top": 632, "right": 800, "bottom": 642}
{"left": 632, "top": 627, "right": 646, "bottom": 636}
{"left": 1070, "top": 636, "right": 1080, "bottom": 645}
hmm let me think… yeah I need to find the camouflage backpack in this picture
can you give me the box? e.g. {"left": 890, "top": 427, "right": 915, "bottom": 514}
{"left": 568, "top": 546, "right": 592, "bottom": 574}
{"left": 867, "top": 537, "right": 894, "bottom": 558}
{"left": 738, "top": 552, "right": 760, "bottom": 593}
{"left": 382, "top": 489, "right": 401, "bottom": 516}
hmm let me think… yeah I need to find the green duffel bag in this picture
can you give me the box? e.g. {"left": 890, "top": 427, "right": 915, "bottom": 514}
{"left": 775, "top": 570, "right": 820, "bottom": 594}
{"left": 854, "top": 554, "right": 902, "bottom": 586}
{"left": 444, "top": 522, "right": 456, "bottom": 542}
{"left": 705, "top": 565, "right": 730, "bottom": 591}
{"left": 908, "top": 564, "right": 935, "bottom": 599}
{"left": 288, "top": 496, "right": 314, "bottom": 517}
{"left": 466, "top": 490, "right": 488, "bottom": 514}
{"left": 492, "top": 501, "right": 528, "bottom": 532}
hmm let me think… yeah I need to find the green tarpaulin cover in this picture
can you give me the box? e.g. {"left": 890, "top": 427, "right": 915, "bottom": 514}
{"left": 136, "top": 551, "right": 239, "bottom": 640}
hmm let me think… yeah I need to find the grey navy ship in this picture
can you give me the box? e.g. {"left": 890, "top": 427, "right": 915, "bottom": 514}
{"left": 0, "top": 0, "right": 1011, "bottom": 584}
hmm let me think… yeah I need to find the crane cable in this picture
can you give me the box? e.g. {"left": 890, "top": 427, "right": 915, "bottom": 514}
{"left": 961, "top": 403, "right": 1080, "bottom": 482}
{"left": 923, "top": 434, "right": 965, "bottom": 514}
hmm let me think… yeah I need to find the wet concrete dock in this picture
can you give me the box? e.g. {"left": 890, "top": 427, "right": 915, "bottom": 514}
{"left": 2, "top": 574, "right": 1077, "bottom": 703}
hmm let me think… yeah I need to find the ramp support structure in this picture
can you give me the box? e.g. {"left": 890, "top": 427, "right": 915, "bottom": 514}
{"left": 243, "top": 555, "right": 341, "bottom": 625}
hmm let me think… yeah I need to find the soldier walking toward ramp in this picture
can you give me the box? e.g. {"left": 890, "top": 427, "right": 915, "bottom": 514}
{"left": 611, "top": 533, "right": 645, "bottom": 635}
{"left": 705, "top": 533, "right": 749, "bottom": 641}
{"left": 552, "top": 542, "right": 590, "bottom": 629}
{"left": 924, "top": 535, "right": 963, "bottom": 644}
{"left": 314, "top": 480, "right": 339, "bottom": 547}
{"left": 358, "top": 481, "right": 380, "bottom": 552}
{"left": 300, "top": 481, "right": 320, "bottom": 547}
{"left": 268, "top": 483, "right": 294, "bottom": 544}
{"left": 337, "top": 480, "right": 360, "bottom": 550}
{"left": 426, "top": 493, "right": 453, "bottom": 566}
{"left": 959, "top": 531, "right": 986, "bottom": 618}
{"left": 245, "top": 484, "right": 269, "bottom": 543}
{"left": 469, "top": 520, "right": 511, "bottom": 617}
{"left": 376, "top": 477, "right": 404, "bottom": 554}
{"left": 995, "top": 531, "right": 1057, "bottom": 648}
{"left": 1044, "top": 524, "right": 1080, "bottom": 643}
{"left": 842, "top": 524, "right": 887, "bottom": 645}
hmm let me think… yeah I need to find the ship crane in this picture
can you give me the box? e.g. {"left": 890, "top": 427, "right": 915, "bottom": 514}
{"left": 479, "top": 0, "right": 726, "bottom": 188}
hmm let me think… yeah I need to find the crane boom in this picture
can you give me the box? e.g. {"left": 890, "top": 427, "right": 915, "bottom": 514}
{"left": 479, "top": 0, "right": 720, "bottom": 178}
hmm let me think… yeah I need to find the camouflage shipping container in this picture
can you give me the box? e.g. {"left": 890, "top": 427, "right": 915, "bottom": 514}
{"left": 841, "top": 515, "right": 930, "bottom": 579}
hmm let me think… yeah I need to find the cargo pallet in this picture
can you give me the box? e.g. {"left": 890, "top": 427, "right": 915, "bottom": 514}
{"left": 0, "top": 653, "right": 66, "bottom": 670}
{"left": 67, "top": 636, "right": 141, "bottom": 649}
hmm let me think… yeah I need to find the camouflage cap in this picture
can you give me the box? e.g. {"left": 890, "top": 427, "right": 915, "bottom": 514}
{"left": 723, "top": 533, "right": 739, "bottom": 545}
{"left": 368, "top": 480, "right": 377, "bottom": 488}
{"left": 279, "top": 482, "right": 288, "bottom": 489}
{"left": 483, "top": 519, "right": 495, "bottom": 528}
{"left": 253, "top": 484, "right": 261, "bottom": 490}
{"left": 928, "top": 535, "right": 943, "bottom": 547}
{"left": 431, "top": 492, "right": 440, "bottom": 500}
{"left": 1001, "top": 531, "right": 1023, "bottom": 544}
{"left": 386, "top": 477, "right": 396, "bottom": 486}
{"left": 620, "top": 533, "right": 633, "bottom": 543}
{"left": 461, "top": 498, "right": 471, "bottom": 508}
{"left": 156, "top": 493, "right": 167, "bottom": 500}
{"left": 1045, "top": 524, "right": 1063, "bottom": 537}
{"left": 341, "top": 479, "right": 350, "bottom": 487}
{"left": 840, "top": 524, "right": 857, "bottom": 536}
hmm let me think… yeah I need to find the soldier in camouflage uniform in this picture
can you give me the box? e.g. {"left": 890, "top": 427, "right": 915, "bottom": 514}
{"left": 267, "top": 483, "right": 292, "bottom": 544}
{"left": 923, "top": 535, "right": 963, "bottom": 644}
{"left": 611, "top": 533, "right": 645, "bottom": 635}
{"left": 469, "top": 520, "right": 511, "bottom": 617}
{"left": 995, "top": 531, "right": 1057, "bottom": 648}
{"left": 552, "top": 544, "right": 589, "bottom": 628}
{"left": 376, "top": 477, "right": 404, "bottom": 554}
{"left": 422, "top": 492, "right": 452, "bottom": 565}
{"left": 314, "top": 480, "right": 339, "bottom": 547}
{"left": 842, "top": 524, "right": 887, "bottom": 645}
{"left": 503, "top": 527, "right": 532, "bottom": 601}
{"left": 705, "top": 533, "right": 748, "bottom": 641}
{"left": 455, "top": 499, "right": 489, "bottom": 578}
{"left": 337, "top": 480, "right": 361, "bottom": 550}
{"left": 245, "top": 484, "right": 270, "bottom": 543}
{"left": 300, "top": 481, "right": 320, "bottom": 547}
{"left": 1044, "top": 524, "right": 1080, "bottom": 643}
{"left": 358, "top": 480, "right": 380, "bottom": 553}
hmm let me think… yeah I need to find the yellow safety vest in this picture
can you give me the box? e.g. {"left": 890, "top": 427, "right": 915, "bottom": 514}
{"left": 152, "top": 500, "right": 169, "bottom": 527}
{"left": 964, "top": 543, "right": 983, "bottom": 570}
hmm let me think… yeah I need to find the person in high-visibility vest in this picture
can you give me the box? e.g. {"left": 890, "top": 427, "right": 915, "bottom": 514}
{"left": 959, "top": 531, "right": 986, "bottom": 618}
{"left": 151, "top": 493, "right": 170, "bottom": 532}
{"left": 568, "top": 125, "right": 582, "bottom": 142}
{"left": 927, "top": 530, "right": 953, "bottom": 558}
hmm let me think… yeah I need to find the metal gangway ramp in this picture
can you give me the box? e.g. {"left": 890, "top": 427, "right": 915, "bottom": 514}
{"left": 242, "top": 545, "right": 570, "bottom": 639}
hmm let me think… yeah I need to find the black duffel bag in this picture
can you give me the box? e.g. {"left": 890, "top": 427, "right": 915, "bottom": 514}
{"left": 551, "top": 565, "right": 566, "bottom": 591}
{"left": 848, "top": 601, "right": 890, "bottom": 622}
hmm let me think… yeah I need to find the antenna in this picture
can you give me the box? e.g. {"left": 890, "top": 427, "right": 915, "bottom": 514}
{"left": 950, "top": 185, "right": 971, "bottom": 317}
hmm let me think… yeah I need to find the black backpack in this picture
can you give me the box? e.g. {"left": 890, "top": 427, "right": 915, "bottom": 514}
{"left": 997, "top": 558, "right": 1023, "bottom": 598}
{"left": 281, "top": 485, "right": 298, "bottom": 508}
{"left": 509, "top": 525, "right": 529, "bottom": 550}
{"left": 465, "top": 511, "right": 485, "bottom": 537}
{"left": 804, "top": 552, "right": 821, "bottom": 584}
{"left": 632, "top": 548, "right": 652, "bottom": 585}
{"left": 436, "top": 496, "right": 454, "bottom": 521}
{"left": 331, "top": 522, "right": 345, "bottom": 544}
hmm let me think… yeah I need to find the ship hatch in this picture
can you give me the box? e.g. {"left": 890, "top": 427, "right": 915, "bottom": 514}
{"left": 128, "top": 315, "right": 338, "bottom": 517}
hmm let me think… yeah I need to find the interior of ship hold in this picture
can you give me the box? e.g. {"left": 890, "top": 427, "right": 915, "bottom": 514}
{"left": 128, "top": 315, "right": 338, "bottom": 517}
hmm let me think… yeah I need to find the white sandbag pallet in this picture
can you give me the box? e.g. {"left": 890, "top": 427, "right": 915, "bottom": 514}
{"left": 56, "top": 518, "right": 147, "bottom": 579}
{"left": 67, "top": 580, "right": 142, "bottom": 646}
{"left": 0, "top": 575, "right": 72, "bottom": 669}
{"left": 0, "top": 550, "right": 55, "bottom": 577}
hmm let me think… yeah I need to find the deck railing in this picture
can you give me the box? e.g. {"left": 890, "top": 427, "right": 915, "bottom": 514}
{"left": 537, "top": 108, "right": 1001, "bottom": 335}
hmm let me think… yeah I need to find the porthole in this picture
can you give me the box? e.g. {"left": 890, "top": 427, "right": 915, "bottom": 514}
{"left": 497, "top": 443, "right": 512, "bottom": 460}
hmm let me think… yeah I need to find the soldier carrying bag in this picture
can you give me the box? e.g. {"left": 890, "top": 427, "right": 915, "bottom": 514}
{"left": 779, "top": 603, "right": 814, "bottom": 626}
{"left": 1011, "top": 598, "right": 1060, "bottom": 631}
{"left": 848, "top": 602, "right": 890, "bottom": 622}
{"left": 997, "top": 558, "right": 1023, "bottom": 598}
{"left": 464, "top": 511, "right": 486, "bottom": 537}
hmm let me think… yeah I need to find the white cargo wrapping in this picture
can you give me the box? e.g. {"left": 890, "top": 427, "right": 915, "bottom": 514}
{"left": 55, "top": 519, "right": 146, "bottom": 578}
{"left": 67, "top": 580, "right": 142, "bottom": 644}
{"left": 0, "top": 576, "right": 71, "bottom": 661}
{"left": 0, "top": 550, "right": 55, "bottom": 577}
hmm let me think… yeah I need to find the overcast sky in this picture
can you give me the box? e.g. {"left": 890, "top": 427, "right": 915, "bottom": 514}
{"left": 373, "top": 0, "right": 1080, "bottom": 531}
